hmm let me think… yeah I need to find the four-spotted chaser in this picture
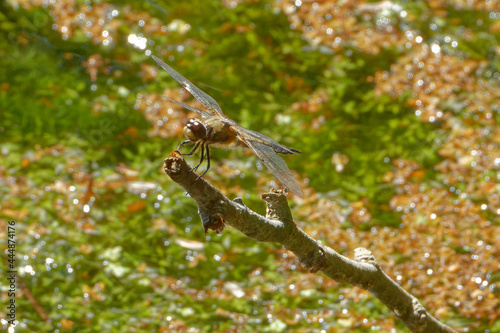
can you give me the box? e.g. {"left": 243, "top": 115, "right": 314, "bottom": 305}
{"left": 152, "top": 55, "right": 303, "bottom": 198}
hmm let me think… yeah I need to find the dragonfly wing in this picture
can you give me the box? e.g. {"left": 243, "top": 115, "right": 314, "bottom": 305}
{"left": 162, "top": 95, "right": 213, "bottom": 118}
{"left": 235, "top": 126, "right": 301, "bottom": 155}
{"left": 237, "top": 134, "right": 304, "bottom": 198}
{"left": 152, "top": 55, "right": 224, "bottom": 116}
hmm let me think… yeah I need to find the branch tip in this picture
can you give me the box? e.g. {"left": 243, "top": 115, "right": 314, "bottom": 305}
{"left": 163, "top": 150, "right": 185, "bottom": 176}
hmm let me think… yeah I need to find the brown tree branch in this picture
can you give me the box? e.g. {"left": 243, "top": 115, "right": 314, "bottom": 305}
{"left": 163, "top": 151, "right": 457, "bottom": 333}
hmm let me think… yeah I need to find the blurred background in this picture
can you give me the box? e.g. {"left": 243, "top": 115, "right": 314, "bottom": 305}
{"left": 1, "top": 0, "right": 499, "bottom": 332}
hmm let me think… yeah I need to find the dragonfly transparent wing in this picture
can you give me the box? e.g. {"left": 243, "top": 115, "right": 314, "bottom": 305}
{"left": 162, "top": 95, "right": 213, "bottom": 119}
{"left": 235, "top": 125, "right": 301, "bottom": 155}
{"left": 152, "top": 55, "right": 224, "bottom": 116}
{"left": 237, "top": 134, "right": 304, "bottom": 198}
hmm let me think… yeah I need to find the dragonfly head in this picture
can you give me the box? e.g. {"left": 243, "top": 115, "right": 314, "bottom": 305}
{"left": 184, "top": 118, "right": 209, "bottom": 142}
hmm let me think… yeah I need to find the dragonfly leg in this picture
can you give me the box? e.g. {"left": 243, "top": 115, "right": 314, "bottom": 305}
{"left": 191, "top": 145, "right": 205, "bottom": 172}
{"left": 195, "top": 145, "right": 210, "bottom": 182}
{"left": 185, "top": 141, "right": 201, "bottom": 156}
{"left": 178, "top": 140, "right": 195, "bottom": 153}
{"left": 186, "top": 145, "right": 210, "bottom": 195}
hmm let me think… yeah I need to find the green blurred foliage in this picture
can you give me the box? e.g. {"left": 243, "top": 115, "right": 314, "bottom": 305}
{"left": 0, "top": 0, "right": 498, "bottom": 332}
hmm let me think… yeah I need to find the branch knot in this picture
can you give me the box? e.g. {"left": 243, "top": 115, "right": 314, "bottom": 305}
{"left": 354, "top": 247, "right": 379, "bottom": 268}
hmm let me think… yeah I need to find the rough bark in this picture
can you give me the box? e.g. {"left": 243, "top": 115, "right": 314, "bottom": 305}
{"left": 163, "top": 151, "right": 457, "bottom": 333}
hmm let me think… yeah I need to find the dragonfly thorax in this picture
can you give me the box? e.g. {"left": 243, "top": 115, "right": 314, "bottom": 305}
{"left": 184, "top": 118, "right": 209, "bottom": 142}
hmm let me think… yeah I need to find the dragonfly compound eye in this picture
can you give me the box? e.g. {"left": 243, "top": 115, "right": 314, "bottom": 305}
{"left": 185, "top": 119, "right": 208, "bottom": 140}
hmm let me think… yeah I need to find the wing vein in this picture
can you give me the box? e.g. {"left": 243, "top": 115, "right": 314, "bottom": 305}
{"left": 238, "top": 134, "right": 303, "bottom": 198}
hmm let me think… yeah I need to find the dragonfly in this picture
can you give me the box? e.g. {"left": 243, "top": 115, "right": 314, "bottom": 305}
{"left": 152, "top": 55, "right": 304, "bottom": 198}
